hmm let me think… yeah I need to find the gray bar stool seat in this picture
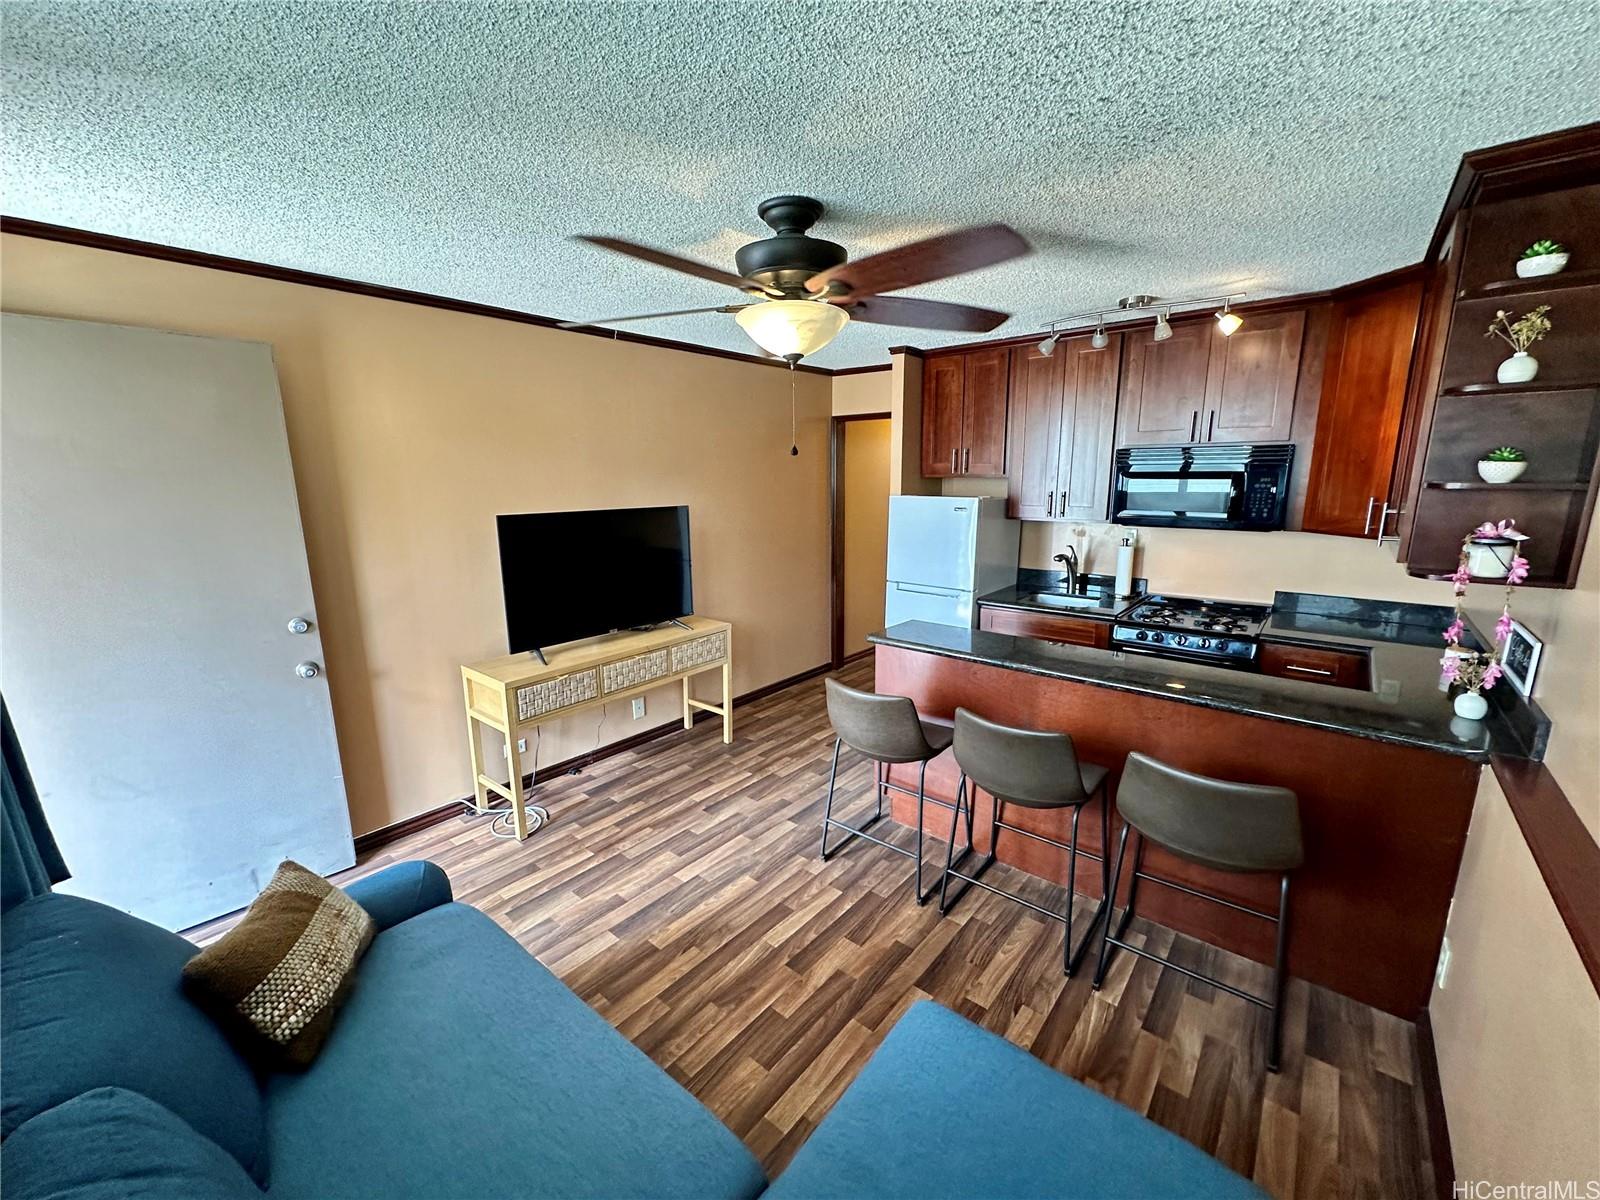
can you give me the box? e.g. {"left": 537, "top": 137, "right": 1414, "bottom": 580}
{"left": 820, "top": 678, "right": 965, "bottom": 905}
{"left": 937, "top": 708, "right": 1112, "bottom": 976}
{"left": 1093, "top": 751, "right": 1303, "bottom": 1071}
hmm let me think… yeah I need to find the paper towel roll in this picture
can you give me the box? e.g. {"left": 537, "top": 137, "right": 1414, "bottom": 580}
{"left": 1114, "top": 538, "right": 1135, "bottom": 600}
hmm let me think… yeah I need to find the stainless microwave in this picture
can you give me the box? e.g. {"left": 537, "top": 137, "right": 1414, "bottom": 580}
{"left": 1112, "top": 443, "right": 1295, "bottom": 530}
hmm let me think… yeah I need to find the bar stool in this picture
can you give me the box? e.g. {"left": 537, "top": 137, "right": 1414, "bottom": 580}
{"left": 937, "top": 708, "right": 1112, "bottom": 977}
{"left": 1092, "top": 751, "right": 1303, "bottom": 1071}
{"left": 820, "top": 678, "right": 963, "bottom": 905}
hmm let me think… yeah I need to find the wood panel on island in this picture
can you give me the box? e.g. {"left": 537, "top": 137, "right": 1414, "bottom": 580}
{"left": 1394, "top": 130, "right": 1600, "bottom": 589}
{"left": 920, "top": 346, "right": 1009, "bottom": 478}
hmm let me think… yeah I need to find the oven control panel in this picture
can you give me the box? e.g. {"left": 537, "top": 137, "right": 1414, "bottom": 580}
{"left": 1110, "top": 624, "right": 1259, "bottom": 663}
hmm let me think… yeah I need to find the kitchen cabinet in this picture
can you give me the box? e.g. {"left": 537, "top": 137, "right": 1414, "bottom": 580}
{"left": 1302, "top": 276, "right": 1425, "bottom": 536}
{"left": 1116, "top": 312, "right": 1306, "bottom": 448}
{"left": 1259, "top": 641, "right": 1371, "bottom": 690}
{"left": 1203, "top": 309, "right": 1306, "bottom": 443}
{"left": 1005, "top": 333, "right": 1122, "bottom": 521}
{"left": 920, "top": 347, "right": 1009, "bottom": 478}
{"left": 978, "top": 604, "right": 1111, "bottom": 649}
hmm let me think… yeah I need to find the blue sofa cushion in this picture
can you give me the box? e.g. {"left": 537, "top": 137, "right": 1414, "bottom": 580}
{"left": 342, "top": 860, "right": 452, "bottom": 932}
{"left": 1, "top": 1087, "right": 262, "bottom": 1200}
{"left": 0, "top": 893, "right": 268, "bottom": 1182}
{"left": 765, "top": 1000, "right": 1266, "bottom": 1200}
{"left": 263, "top": 901, "right": 766, "bottom": 1200}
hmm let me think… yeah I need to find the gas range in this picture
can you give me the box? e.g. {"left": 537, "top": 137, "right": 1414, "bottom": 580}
{"left": 1110, "top": 594, "right": 1272, "bottom": 667}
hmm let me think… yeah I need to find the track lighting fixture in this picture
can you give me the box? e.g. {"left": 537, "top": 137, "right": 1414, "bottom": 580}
{"left": 1152, "top": 309, "right": 1173, "bottom": 342}
{"left": 1215, "top": 300, "right": 1243, "bottom": 337}
{"left": 1038, "top": 329, "right": 1061, "bottom": 357}
{"left": 1090, "top": 320, "right": 1109, "bottom": 351}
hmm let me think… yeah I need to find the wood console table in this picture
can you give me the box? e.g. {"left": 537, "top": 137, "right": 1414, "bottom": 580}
{"left": 461, "top": 616, "right": 733, "bottom": 839}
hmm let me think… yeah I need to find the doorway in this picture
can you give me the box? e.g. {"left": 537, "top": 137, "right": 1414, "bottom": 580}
{"left": 830, "top": 415, "right": 892, "bottom": 668}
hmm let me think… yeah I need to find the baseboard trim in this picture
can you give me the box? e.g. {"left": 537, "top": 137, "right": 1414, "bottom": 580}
{"left": 1415, "top": 1009, "right": 1455, "bottom": 1198}
{"left": 352, "top": 661, "right": 832, "bottom": 854}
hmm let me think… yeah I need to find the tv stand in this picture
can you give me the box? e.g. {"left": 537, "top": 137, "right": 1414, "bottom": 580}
{"left": 460, "top": 617, "right": 733, "bottom": 840}
{"left": 530, "top": 647, "right": 549, "bottom": 666}
{"left": 667, "top": 618, "right": 693, "bottom": 631}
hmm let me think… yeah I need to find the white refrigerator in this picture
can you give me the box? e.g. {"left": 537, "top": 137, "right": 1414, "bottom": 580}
{"left": 885, "top": 496, "right": 1020, "bottom": 629}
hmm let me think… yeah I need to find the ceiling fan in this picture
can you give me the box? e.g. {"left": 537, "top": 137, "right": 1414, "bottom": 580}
{"left": 561, "top": 195, "right": 1031, "bottom": 361}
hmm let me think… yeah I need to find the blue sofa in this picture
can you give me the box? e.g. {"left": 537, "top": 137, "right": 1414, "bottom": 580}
{"left": 1, "top": 861, "right": 1263, "bottom": 1199}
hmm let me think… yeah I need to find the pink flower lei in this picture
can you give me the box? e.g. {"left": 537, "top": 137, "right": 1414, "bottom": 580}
{"left": 1441, "top": 519, "right": 1528, "bottom": 694}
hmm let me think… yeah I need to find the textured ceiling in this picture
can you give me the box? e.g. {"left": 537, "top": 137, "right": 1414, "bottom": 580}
{"left": 4, "top": 2, "right": 1599, "bottom": 369}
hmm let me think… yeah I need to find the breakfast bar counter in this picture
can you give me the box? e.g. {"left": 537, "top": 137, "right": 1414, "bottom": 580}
{"left": 866, "top": 619, "right": 1513, "bottom": 1017}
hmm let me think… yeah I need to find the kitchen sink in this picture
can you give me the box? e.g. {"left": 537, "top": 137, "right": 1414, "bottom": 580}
{"left": 1018, "top": 590, "right": 1115, "bottom": 611}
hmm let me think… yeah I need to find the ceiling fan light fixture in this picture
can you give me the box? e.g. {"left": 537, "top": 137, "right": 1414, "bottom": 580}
{"left": 1215, "top": 301, "right": 1243, "bottom": 337}
{"left": 734, "top": 299, "right": 849, "bottom": 361}
{"left": 1152, "top": 309, "right": 1173, "bottom": 342}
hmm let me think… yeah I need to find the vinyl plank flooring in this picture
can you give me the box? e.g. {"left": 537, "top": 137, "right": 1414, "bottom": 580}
{"left": 188, "top": 656, "right": 1436, "bottom": 1196}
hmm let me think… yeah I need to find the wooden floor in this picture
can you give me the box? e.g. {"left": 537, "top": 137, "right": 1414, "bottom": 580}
{"left": 203, "top": 656, "right": 1438, "bottom": 1198}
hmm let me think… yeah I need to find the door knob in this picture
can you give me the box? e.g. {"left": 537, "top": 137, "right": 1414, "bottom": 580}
{"left": 287, "top": 617, "right": 311, "bottom": 634}
{"left": 295, "top": 661, "right": 321, "bottom": 679}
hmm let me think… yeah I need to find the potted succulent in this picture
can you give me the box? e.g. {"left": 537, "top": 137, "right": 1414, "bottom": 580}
{"left": 1516, "top": 239, "right": 1569, "bottom": 278}
{"left": 1485, "top": 305, "right": 1552, "bottom": 383}
{"left": 1441, "top": 520, "right": 1531, "bottom": 720}
{"left": 1476, "top": 445, "right": 1528, "bottom": 484}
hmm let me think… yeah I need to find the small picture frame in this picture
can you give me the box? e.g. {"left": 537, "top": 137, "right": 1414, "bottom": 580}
{"left": 1500, "top": 619, "right": 1543, "bottom": 698}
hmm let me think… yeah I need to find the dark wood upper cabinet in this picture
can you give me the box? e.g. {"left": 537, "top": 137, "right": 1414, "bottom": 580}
{"left": 1005, "top": 333, "right": 1121, "bottom": 521}
{"left": 1302, "top": 277, "right": 1424, "bottom": 536}
{"left": 920, "top": 347, "right": 1009, "bottom": 478}
{"left": 1204, "top": 309, "right": 1306, "bottom": 443}
{"left": 1116, "top": 321, "right": 1213, "bottom": 446}
{"left": 1005, "top": 343, "right": 1064, "bottom": 520}
{"left": 962, "top": 347, "right": 1010, "bottom": 476}
{"left": 920, "top": 355, "right": 966, "bottom": 478}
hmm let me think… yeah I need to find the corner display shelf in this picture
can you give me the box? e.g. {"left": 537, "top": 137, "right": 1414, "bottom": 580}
{"left": 460, "top": 616, "right": 733, "bottom": 840}
{"left": 1396, "top": 142, "right": 1600, "bottom": 590}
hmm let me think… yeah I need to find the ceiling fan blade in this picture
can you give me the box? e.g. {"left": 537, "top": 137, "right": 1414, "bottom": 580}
{"left": 839, "top": 294, "right": 1011, "bottom": 333}
{"left": 557, "top": 304, "right": 750, "bottom": 330}
{"left": 806, "top": 224, "right": 1030, "bottom": 298}
{"left": 575, "top": 236, "right": 767, "bottom": 293}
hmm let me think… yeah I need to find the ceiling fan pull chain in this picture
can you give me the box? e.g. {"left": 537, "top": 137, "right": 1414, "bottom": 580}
{"left": 789, "top": 362, "right": 799, "bottom": 457}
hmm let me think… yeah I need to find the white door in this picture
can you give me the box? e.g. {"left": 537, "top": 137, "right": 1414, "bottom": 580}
{"left": 886, "top": 496, "right": 976, "bottom": 591}
{"left": 1, "top": 314, "right": 353, "bottom": 930}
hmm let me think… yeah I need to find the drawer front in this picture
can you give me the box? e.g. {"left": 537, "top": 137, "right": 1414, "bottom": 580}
{"left": 978, "top": 605, "right": 1110, "bottom": 649}
{"left": 516, "top": 669, "right": 599, "bottom": 721}
{"left": 671, "top": 630, "right": 728, "bottom": 672}
{"left": 603, "top": 648, "right": 671, "bottom": 694}
{"left": 1259, "top": 642, "right": 1370, "bottom": 691}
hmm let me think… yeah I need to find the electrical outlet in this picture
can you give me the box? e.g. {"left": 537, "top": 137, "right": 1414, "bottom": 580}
{"left": 631, "top": 697, "right": 646, "bottom": 720}
{"left": 1434, "top": 935, "right": 1452, "bottom": 990}
{"left": 517, "top": 737, "right": 527, "bottom": 753}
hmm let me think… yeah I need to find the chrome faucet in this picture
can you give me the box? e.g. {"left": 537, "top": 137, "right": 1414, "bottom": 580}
{"left": 1052, "top": 548, "right": 1081, "bottom": 595}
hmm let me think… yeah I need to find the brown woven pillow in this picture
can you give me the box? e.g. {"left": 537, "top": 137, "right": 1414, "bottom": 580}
{"left": 182, "top": 861, "right": 375, "bottom": 1070}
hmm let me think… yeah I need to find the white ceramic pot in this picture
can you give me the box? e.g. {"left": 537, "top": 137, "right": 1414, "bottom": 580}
{"left": 1476, "top": 458, "right": 1528, "bottom": 483}
{"left": 1516, "top": 252, "right": 1569, "bottom": 278}
{"left": 1453, "top": 691, "right": 1489, "bottom": 720}
{"left": 1497, "top": 352, "right": 1539, "bottom": 384}
{"left": 1465, "top": 537, "right": 1516, "bottom": 579}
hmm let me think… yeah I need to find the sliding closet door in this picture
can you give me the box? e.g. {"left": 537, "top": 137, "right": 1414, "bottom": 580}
{"left": 1, "top": 314, "right": 353, "bottom": 930}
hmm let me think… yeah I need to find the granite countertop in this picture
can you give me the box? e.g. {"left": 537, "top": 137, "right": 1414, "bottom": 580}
{"left": 868, "top": 613, "right": 1535, "bottom": 762}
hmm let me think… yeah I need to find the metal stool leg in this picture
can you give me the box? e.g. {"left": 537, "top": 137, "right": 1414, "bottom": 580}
{"left": 1094, "top": 823, "right": 1131, "bottom": 989}
{"left": 819, "top": 737, "right": 843, "bottom": 861}
{"left": 875, "top": 760, "right": 885, "bottom": 819}
{"left": 913, "top": 759, "right": 933, "bottom": 905}
{"left": 1063, "top": 803, "right": 1081, "bottom": 974}
{"left": 1269, "top": 872, "right": 1290, "bottom": 1073}
{"left": 938, "top": 775, "right": 968, "bottom": 914}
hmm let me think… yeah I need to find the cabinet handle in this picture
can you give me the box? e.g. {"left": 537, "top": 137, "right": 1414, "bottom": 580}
{"left": 1046, "top": 490, "right": 1054, "bottom": 517}
{"left": 1207, "top": 410, "right": 1216, "bottom": 441}
{"left": 1283, "top": 664, "right": 1335, "bottom": 677}
{"left": 951, "top": 448, "right": 959, "bottom": 474}
{"left": 1376, "top": 502, "right": 1402, "bottom": 544}
{"left": 963, "top": 447, "right": 971, "bottom": 473}
{"left": 1363, "top": 496, "right": 1378, "bottom": 536}
{"left": 1189, "top": 410, "right": 1198, "bottom": 440}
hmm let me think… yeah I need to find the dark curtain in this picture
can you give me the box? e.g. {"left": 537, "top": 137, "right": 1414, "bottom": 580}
{"left": 2, "top": 695, "right": 69, "bottom": 912}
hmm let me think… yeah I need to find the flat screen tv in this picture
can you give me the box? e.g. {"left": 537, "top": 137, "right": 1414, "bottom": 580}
{"left": 497, "top": 505, "right": 692, "bottom": 661}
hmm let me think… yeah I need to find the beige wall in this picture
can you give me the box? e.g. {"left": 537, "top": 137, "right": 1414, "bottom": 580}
{"left": 1, "top": 233, "right": 833, "bottom": 837}
{"left": 831, "top": 369, "right": 891, "bottom": 416}
{"left": 841, "top": 419, "right": 891, "bottom": 655}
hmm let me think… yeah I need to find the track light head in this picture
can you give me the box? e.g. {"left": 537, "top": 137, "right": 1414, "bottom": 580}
{"left": 1216, "top": 302, "right": 1243, "bottom": 336}
{"left": 1152, "top": 310, "right": 1173, "bottom": 342}
{"left": 1038, "top": 331, "right": 1060, "bottom": 357}
{"left": 1090, "top": 321, "right": 1109, "bottom": 351}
